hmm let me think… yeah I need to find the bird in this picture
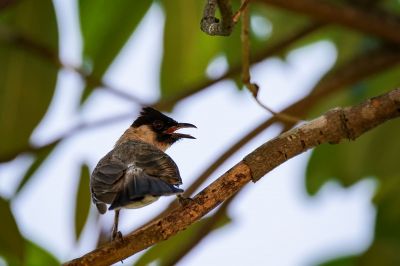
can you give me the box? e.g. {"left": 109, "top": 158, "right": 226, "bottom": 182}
{"left": 90, "top": 107, "right": 196, "bottom": 240}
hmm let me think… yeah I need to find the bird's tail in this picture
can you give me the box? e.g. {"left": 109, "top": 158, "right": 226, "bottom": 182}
{"left": 109, "top": 173, "right": 183, "bottom": 210}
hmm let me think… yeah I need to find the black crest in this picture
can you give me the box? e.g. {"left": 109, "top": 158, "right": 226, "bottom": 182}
{"left": 132, "top": 107, "right": 177, "bottom": 132}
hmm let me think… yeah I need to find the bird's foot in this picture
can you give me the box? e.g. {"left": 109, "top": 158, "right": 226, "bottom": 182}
{"left": 177, "top": 194, "right": 195, "bottom": 206}
{"left": 111, "top": 230, "right": 123, "bottom": 242}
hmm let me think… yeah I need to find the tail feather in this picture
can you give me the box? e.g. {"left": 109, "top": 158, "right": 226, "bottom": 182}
{"left": 109, "top": 173, "right": 183, "bottom": 210}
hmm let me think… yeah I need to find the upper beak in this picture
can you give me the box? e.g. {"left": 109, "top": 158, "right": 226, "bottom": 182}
{"left": 164, "top": 123, "right": 197, "bottom": 139}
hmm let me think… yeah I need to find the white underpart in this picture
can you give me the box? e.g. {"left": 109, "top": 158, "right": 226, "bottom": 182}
{"left": 122, "top": 163, "right": 160, "bottom": 209}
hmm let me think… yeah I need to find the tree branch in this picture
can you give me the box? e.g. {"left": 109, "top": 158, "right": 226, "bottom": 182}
{"left": 257, "top": 0, "right": 400, "bottom": 44}
{"left": 0, "top": 0, "right": 19, "bottom": 11}
{"left": 64, "top": 88, "right": 400, "bottom": 266}
{"left": 147, "top": 46, "right": 400, "bottom": 222}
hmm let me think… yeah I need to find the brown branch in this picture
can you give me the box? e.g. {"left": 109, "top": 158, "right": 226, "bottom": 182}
{"left": 233, "top": 0, "right": 251, "bottom": 23}
{"left": 0, "top": 0, "right": 19, "bottom": 11}
{"left": 64, "top": 88, "right": 400, "bottom": 266}
{"left": 141, "top": 46, "right": 400, "bottom": 226}
{"left": 257, "top": 0, "right": 400, "bottom": 44}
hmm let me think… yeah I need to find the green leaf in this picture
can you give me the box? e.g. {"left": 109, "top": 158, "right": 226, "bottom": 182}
{"left": 316, "top": 255, "right": 358, "bottom": 266}
{"left": 0, "top": 0, "right": 58, "bottom": 159}
{"left": 0, "top": 197, "right": 24, "bottom": 265}
{"left": 160, "top": 0, "right": 223, "bottom": 100}
{"left": 134, "top": 211, "right": 232, "bottom": 266}
{"left": 15, "top": 142, "right": 59, "bottom": 195}
{"left": 78, "top": 0, "right": 152, "bottom": 102}
{"left": 379, "top": 0, "right": 400, "bottom": 15}
{"left": 74, "top": 164, "right": 92, "bottom": 240}
{"left": 24, "top": 240, "right": 59, "bottom": 266}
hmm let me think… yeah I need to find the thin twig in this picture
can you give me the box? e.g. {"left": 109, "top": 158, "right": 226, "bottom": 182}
{"left": 0, "top": 0, "right": 18, "bottom": 10}
{"left": 64, "top": 88, "right": 400, "bottom": 265}
{"left": 257, "top": 0, "right": 400, "bottom": 44}
{"left": 232, "top": 0, "right": 251, "bottom": 23}
{"left": 0, "top": 24, "right": 147, "bottom": 105}
{"left": 0, "top": 112, "right": 136, "bottom": 162}
{"left": 239, "top": 0, "right": 302, "bottom": 123}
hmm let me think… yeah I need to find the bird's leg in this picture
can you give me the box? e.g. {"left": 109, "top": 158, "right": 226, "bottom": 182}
{"left": 177, "top": 194, "right": 195, "bottom": 206}
{"left": 111, "top": 209, "right": 123, "bottom": 241}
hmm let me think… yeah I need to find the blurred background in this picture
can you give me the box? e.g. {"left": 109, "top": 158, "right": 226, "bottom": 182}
{"left": 1, "top": 0, "right": 400, "bottom": 265}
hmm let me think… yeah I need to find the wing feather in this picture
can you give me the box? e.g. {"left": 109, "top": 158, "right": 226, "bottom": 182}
{"left": 90, "top": 140, "right": 184, "bottom": 213}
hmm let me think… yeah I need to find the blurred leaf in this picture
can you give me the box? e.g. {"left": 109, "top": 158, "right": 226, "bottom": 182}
{"left": 0, "top": 197, "right": 24, "bottom": 265}
{"left": 160, "top": 0, "right": 223, "bottom": 100}
{"left": 78, "top": 0, "right": 152, "bottom": 102}
{"left": 74, "top": 164, "right": 92, "bottom": 240}
{"left": 0, "top": 0, "right": 58, "bottom": 159}
{"left": 317, "top": 255, "right": 358, "bottom": 266}
{"left": 134, "top": 211, "right": 232, "bottom": 266}
{"left": 25, "top": 240, "right": 59, "bottom": 266}
{"left": 357, "top": 64, "right": 400, "bottom": 100}
{"left": 15, "top": 142, "right": 59, "bottom": 195}
{"left": 379, "top": 0, "right": 400, "bottom": 15}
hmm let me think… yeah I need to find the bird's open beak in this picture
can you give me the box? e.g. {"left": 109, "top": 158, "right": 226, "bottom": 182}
{"left": 164, "top": 123, "right": 197, "bottom": 139}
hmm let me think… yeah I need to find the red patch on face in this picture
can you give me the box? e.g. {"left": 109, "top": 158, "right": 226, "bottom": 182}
{"left": 165, "top": 126, "right": 178, "bottom": 134}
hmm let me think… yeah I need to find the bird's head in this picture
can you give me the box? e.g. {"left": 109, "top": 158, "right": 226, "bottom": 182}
{"left": 131, "top": 107, "right": 196, "bottom": 146}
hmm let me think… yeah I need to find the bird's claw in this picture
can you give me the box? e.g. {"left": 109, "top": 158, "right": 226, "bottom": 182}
{"left": 177, "top": 195, "right": 195, "bottom": 206}
{"left": 111, "top": 230, "right": 123, "bottom": 242}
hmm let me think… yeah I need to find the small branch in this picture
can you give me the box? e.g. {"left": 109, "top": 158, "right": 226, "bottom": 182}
{"left": 0, "top": 112, "right": 136, "bottom": 162}
{"left": 200, "top": 0, "right": 234, "bottom": 36}
{"left": 233, "top": 0, "right": 251, "bottom": 23}
{"left": 0, "top": 0, "right": 19, "bottom": 11}
{"left": 64, "top": 88, "right": 400, "bottom": 266}
{"left": 257, "top": 0, "right": 400, "bottom": 44}
{"left": 239, "top": 0, "right": 304, "bottom": 123}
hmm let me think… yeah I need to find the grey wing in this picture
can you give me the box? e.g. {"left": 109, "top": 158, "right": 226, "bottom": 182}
{"left": 118, "top": 140, "right": 183, "bottom": 184}
{"left": 90, "top": 158, "right": 127, "bottom": 214}
{"left": 108, "top": 141, "right": 184, "bottom": 210}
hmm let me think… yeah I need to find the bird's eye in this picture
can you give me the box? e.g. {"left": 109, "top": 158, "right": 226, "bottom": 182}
{"left": 153, "top": 120, "right": 164, "bottom": 130}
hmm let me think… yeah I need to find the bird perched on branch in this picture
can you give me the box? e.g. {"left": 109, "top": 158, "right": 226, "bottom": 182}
{"left": 90, "top": 107, "right": 196, "bottom": 240}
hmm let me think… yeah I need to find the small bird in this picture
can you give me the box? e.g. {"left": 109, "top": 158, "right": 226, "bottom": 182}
{"left": 90, "top": 107, "right": 196, "bottom": 240}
